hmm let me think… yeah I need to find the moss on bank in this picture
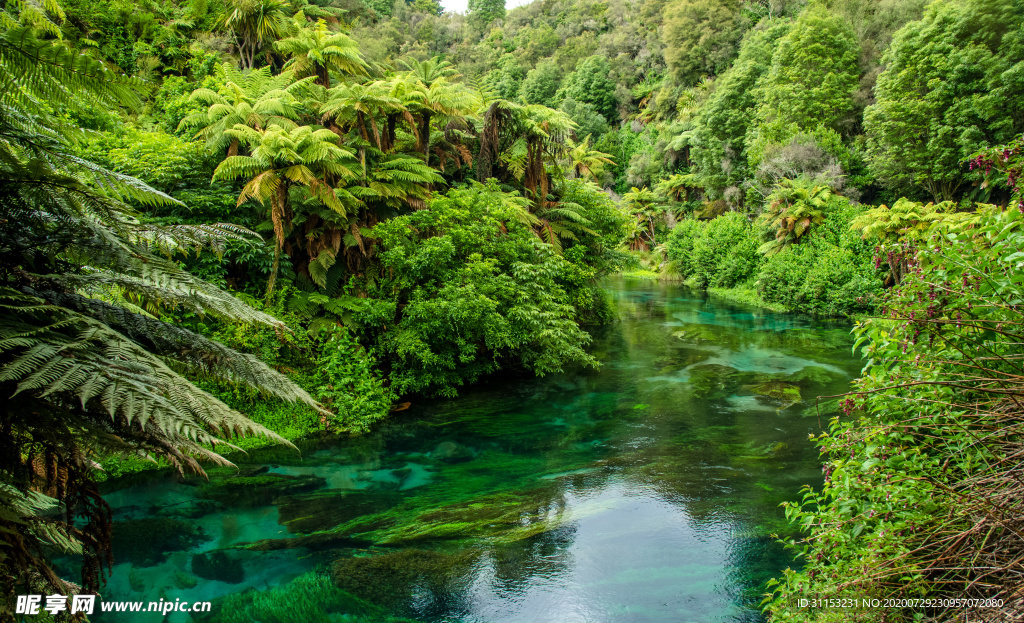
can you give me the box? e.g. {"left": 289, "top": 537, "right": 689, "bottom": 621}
{"left": 99, "top": 392, "right": 330, "bottom": 482}
{"left": 707, "top": 286, "right": 789, "bottom": 313}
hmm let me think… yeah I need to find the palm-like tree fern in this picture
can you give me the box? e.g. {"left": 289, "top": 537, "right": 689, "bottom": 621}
{"left": 321, "top": 81, "right": 402, "bottom": 150}
{"left": 178, "top": 62, "right": 313, "bottom": 155}
{"left": 757, "top": 176, "right": 834, "bottom": 255}
{"left": 213, "top": 123, "right": 357, "bottom": 297}
{"left": 275, "top": 19, "right": 367, "bottom": 87}
{"left": 564, "top": 134, "right": 614, "bottom": 183}
{"left": 216, "top": 0, "right": 292, "bottom": 69}
{"left": 1, "top": 13, "right": 327, "bottom": 606}
{"left": 622, "top": 186, "right": 659, "bottom": 251}
{"left": 399, "top": 57, "right": 477, "bottom": 159}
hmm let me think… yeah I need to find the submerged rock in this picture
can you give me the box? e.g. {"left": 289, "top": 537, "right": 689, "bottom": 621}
{"left": 111, "top": 517, "right": 208, "bottom": 566}
{"left": 429, "top": 441, "right": 474, "bottom": 463}
{"left": 174, "top": 571, "right": 199, "bottom": 589}
{"left": 749, "top": 381, "right": 802, "bottom": 408}
{"left": 688, "top": 364, "right": 744, "bottom": 400}
{"left": 191, "top": 550, "right": 245, "bottom": 584}
{"left": 787, "top": 365, "right": 846, "bottom": 387}
{"left": 331, "top": 548, "right": 479, "bottom": 611}
{"left": 197, "top": 473, "right": 326, "bottom": 507}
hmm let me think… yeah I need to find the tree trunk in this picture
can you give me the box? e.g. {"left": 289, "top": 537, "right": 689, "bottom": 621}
{"left": 266, "top": 180, "right": 290, "bottom": 301}
{"left": 419, "top": 112, "right": 432, "bottom": 161}
{"left": 386, "top": 114, "right": 398, "bottom": 152}
{"left": 357, "top": 111, "right": 370, "bottom": 142}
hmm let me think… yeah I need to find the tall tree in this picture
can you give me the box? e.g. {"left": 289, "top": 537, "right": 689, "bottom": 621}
{"left": 864, "top": 0, "right": 1024, "bottom": 201}
{"left": 217, "top": 0, "right": 292, "bottom": 69}
{"left": 321, "top": 81, "right": 402, "bottom": 149}
{"left": 213, "top": 124, "right": 356, "bottom": 297}
{"left": 662, "top": 0, "right": 745, "bottom": 86}
{"left": 745, "top": 2, "right": 860, "bottom": 170}
{"left": 565, "top": 134, "right": 615, "bottom": 183}
{"left": 468, "top": 0, "right": 505, "bottom": 25}
{"left": 688, "top": 20, "right": 791, "bottom": 196}
{"left": 485, "top": 53, "right": 525, "bottom": 102}
{"left": 754, "top": 2, "right": 859, "bottom": 132}
{"left": 519, "top": 59, "right": 561, "bottom": 107}
{"left": 275, "top": 19, "right": 368, "bottom": 87}
{"left": 400, "top": 57, "right": 478, "bottom": 161}
{"left": 559, "top": 55, "right": 618, "bottom": 121}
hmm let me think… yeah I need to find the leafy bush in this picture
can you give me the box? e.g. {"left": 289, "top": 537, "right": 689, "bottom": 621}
{"left": 691, "top": 212, "right": 754, "bottom": 288}
{"left": 312, "top": 327, "right": 395, "bottom": 432}
{"left": 354, "top": 181, "right": 600, "bottom": 397}
{"left": 666, "top": 217, "right": 703, "bottom": 278}
{"left": 713, "top": 228, "right": 761, "bottom": 288}
{"left": 768, "top": 205, "right": 1024, "bottom": 617}
{"left": 666, "top": 199, "right": 880, "bottom": 316}
{"left": 756, "top": 238, "right": 879, "bottom": 317}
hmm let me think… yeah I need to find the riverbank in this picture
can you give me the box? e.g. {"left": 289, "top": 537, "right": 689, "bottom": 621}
{"left": 99, "top": 396, "right": 328, "bottom": 481}
{"left": 662, "top": 206, "right": 881, "bottom": 319}
{"left": 765, "top": 206, "right": 1024, "bottom": 620}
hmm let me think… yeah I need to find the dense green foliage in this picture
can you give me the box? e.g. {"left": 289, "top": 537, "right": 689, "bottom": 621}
{"left": 767, "top": 202, "right": 1024, "bottom": 619}
{"left": 0, "top": 14, "right": 325, "bottom": 612}
{"left": 4, "top": 0, "right": 1024, "bottom": 613}
{"left": 666, "top": 187, "right": 880, "bottom": 317}
{"left": 864, "top": 0, "right": 1024, "bottom": 202}
{"left": 351, "top": 181, "right": 613, "bottom": 396}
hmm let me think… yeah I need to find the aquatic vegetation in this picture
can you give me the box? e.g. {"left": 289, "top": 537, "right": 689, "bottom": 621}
{"left": 785, "top": 365, "right": 847, "bottom": 388}
{"left": 150, "top": 498, "right": 224, "bottom": 519}
{"left": 197, "top": 571, "right": 417, "bottom": 623}
{"left": 111, "top": 518, "right": 208, "bottom": 566}
{"left": 276, "top": 490, "right": 405, "bottom": 534}
{"left": 688, "top": 364, "right": 745, "bottom": 400}
{"left": 338, "top": 486, "right": 569, "bottom": 546}
{"left": 332, "top": 549, "right": 479, "bottom": 610}
{"left": 748, "top": 381, "right": 802, "bottom": 408}
{"left": 197, "top": 473, "right": 326, "bottom": 507}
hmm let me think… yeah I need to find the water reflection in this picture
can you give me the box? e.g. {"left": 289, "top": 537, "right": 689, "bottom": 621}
{"left": 92, "top": 278, "right": 859, "bottom": 622}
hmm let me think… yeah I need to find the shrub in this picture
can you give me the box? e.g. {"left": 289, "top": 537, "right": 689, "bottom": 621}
{"left": 756, "top": 237, "right": 880, "bottom": 316}
{"left": 666, "top": 217, "right": 703, "bottom": 278}
{"left": 691, "top": 212, "right": 753, "bottom": 288}
{"left": 667, "top": 201, "right": 880, "bottom": 317}
{"left": 312, "top": 327, "right": 395, "bottom": 433}
{"left": 713, "top": 230, "right": 761, "bottom": 288}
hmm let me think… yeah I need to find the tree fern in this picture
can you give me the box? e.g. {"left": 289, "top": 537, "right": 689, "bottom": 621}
{"left": 0, "top": 10, "right": 331, "bottom": 604}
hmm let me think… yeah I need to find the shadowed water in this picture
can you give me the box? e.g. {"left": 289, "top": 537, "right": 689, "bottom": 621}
{"left": 89, "top": 278, "right": 860, "bottom": 622}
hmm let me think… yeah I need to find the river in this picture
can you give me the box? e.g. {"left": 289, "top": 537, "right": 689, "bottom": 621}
{"left": 91, "top": 278, "right": 860, "bottom": 622}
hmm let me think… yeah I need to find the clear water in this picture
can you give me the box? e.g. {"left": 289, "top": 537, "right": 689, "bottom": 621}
{"left": 88, "top": 278, "right": 861, "bottom": 622}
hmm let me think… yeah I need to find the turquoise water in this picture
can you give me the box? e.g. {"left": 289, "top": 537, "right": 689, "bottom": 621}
{"left": 90, "top": 278, "right": 860, "bottom": 622}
